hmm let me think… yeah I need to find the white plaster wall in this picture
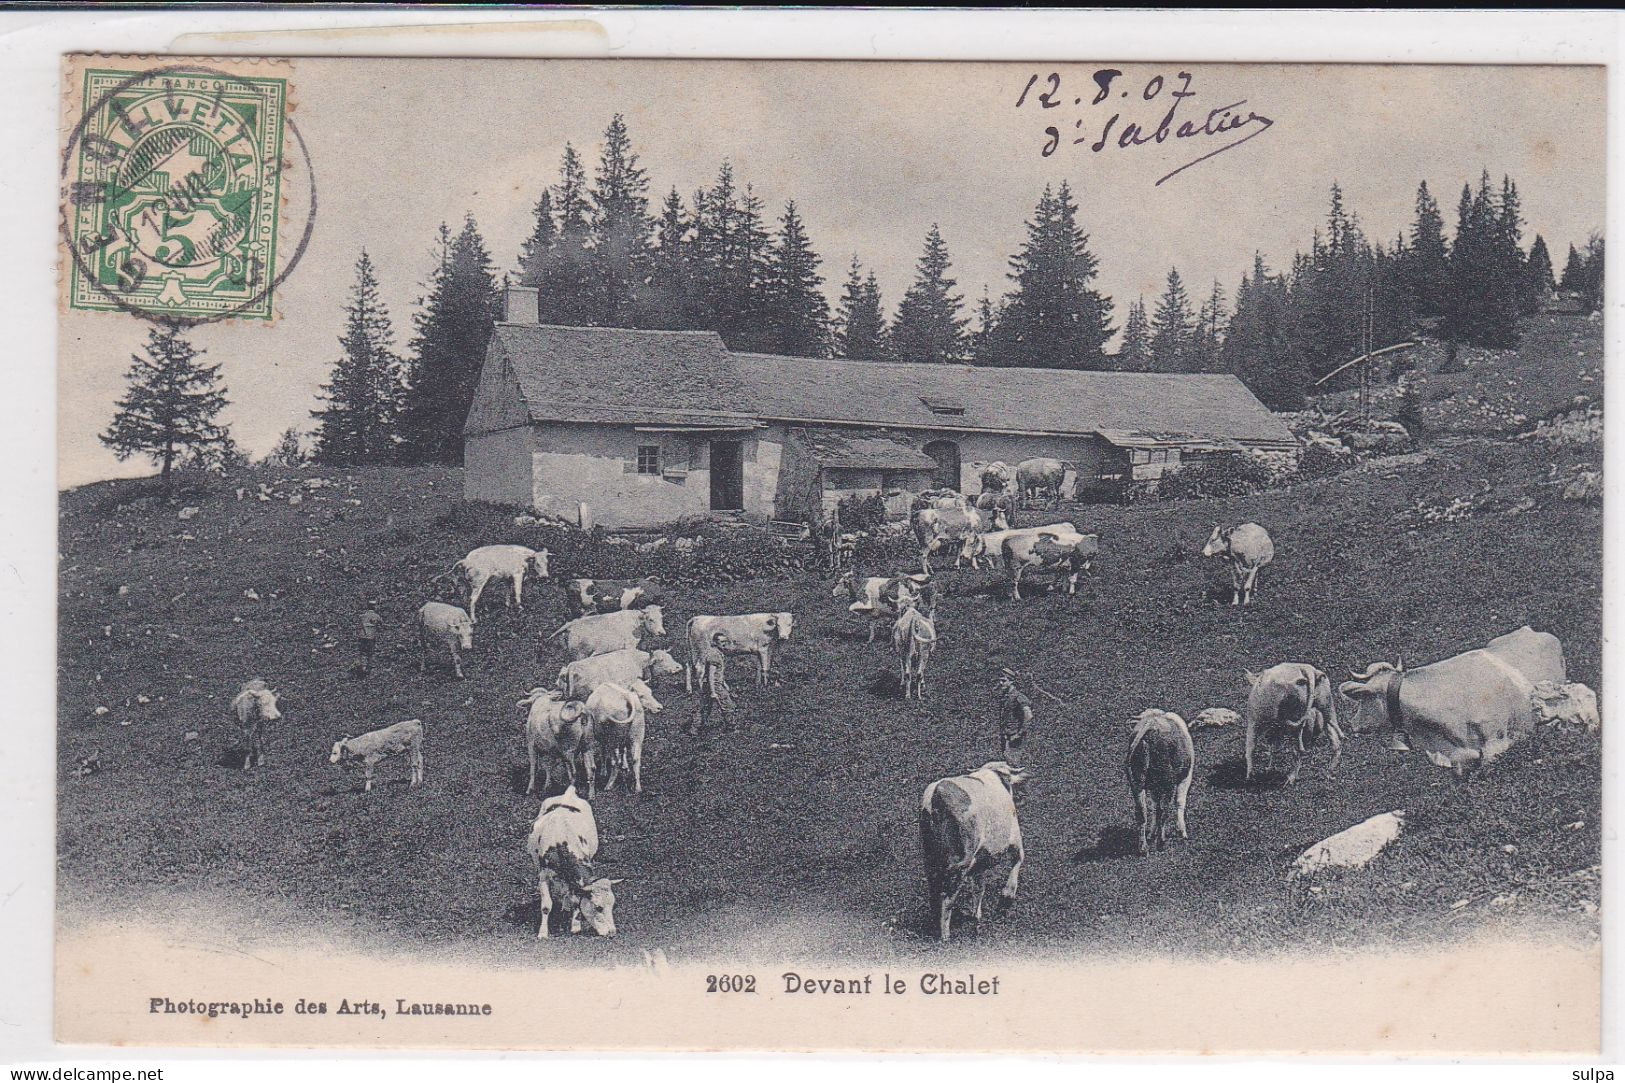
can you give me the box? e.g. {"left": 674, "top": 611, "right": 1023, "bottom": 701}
{"left": 464, "top": 427, "right": 534, "bottom": 508}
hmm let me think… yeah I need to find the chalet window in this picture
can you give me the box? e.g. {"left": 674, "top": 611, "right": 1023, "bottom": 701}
{"left": 920, "top": 396, "right": 966, "bottom": 416}
{"left": 636, "top": 444, "right": 661, "bottom": 475}
{"left": 1131, "top": 449, "right": 1150, "bottom": 465}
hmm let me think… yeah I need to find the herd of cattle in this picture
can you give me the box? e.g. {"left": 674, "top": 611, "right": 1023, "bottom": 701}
{"left": 219, "top": 479, "right": 1600, "bottom": 944}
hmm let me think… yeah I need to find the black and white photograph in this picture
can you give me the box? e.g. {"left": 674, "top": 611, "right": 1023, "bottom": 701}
{"left": 13, "top": 14, "right": 1613, "bottom": 1059}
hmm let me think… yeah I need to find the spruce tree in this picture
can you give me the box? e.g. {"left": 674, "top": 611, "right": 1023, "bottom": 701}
{"left": 266, "top": 427, "right": 305, "bottom": 467}
{"left": 1407, "top": 180, "right": 1449, "bottom": 317}
{"left": 761, "top": 200, "right": 829, "bottom": 356}
{"left": 1523, "top": 234, "right": 1555, "bottom": 314}
{"left": 1560, "top": 243, "right": 1585, "bottom": 293}
{"left": 989, "top": 183, "right": 1114, "bottom": 369}
{"left": 312, "top": 250, "right": 403, "bottom": 466}
{"left": 516, "top": 190, "right": 556, "bottom": 289}
{"left": 589, "top": 114, "right": 652, "bottom": 326}
{"left": 1579, "top": 233, "right": 1605, "bottom": 314}
{"left": 646, "top": 188, "right": 695, "bottom": 330}
{"left": 1444, "top": 171, "right": 1520, "bottom": 347}
{"left": 889, "top": 225, "right": 968, "bottom": 364}
{"left": 399, "top": 216, "right": 500, "bottom": 465}
{"left": 833, "top": 257, "right": 887, "bottom": 361}
{"left": 540, "top": 144, "right": 596, "bottom": 325}
{"left": 100, "top": 323, "right": 230, "bottom": 487}
{"left": 1116, "top": 297, "right": 1152, "bottom": 371}
{"left": 1191, "top": 280, "right": 1227, "bottom": 372}
{"left": 1220, "top": 255, "right": 1306, "bottom": 409}
{"left": 970, "top": 288, "right": 998, "bottom": 366}
{"left": 1150, "top": 268, "right": 1195, "bottom": 372}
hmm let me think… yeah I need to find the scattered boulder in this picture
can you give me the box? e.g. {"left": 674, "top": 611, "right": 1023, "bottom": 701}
{"left": 177, "top": 506, "right": 200, "bottom": 521}
{"left": 1189, "top": 707, "right": 1240, "bottom": 730}
{"left": 1289, "top": 810, "right": 1406, "bottom": 879}
{"left": 1530, "top": 681, "right": 1600, "bottom": 734}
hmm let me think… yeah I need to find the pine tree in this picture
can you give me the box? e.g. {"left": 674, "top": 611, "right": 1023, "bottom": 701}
{"left": 988, "top": 183, "right": 1114, "bottom": 369}
{"left": 312, "top": 250, "right": 403, "bottom": 466}
{"left": 589, "top": 114, "right": 653, "bottom": 326}
{"left": 1150, "top": 268, "right": 1195, "bottom": 372}
{"left": 760, "top": 200, "right": 829, "bottom": 356}
{"left": 399, "top": 216, "right": 500, "bottom": 465}
{"left": 688, "top": 162, "right": 773, "bottom": 349}
{"left": 888, "top": 225, "right": 968, "bottom": 364}
{"left": 516, "top": 190, "right": 556, "bottom": 289}
{"left": 833, "top": 257, "right": 887, "bottom": 360}
{"left": 1523, "top": 234, "right": 1555, "bottom": 315}
{"left": 1116, "top": 297, "right": 1152, "bottom": 371}
{"left": 1406, "top": 180, "right": 1449, "bottom": 317}
{"left": 539, "top": 144, "right": 596, "bottom": 325}
{"left": 970, "top": 288, "right": 998, "bottom": 366}
{"left": 643, "top": 189, "right": 694, "bottom": 329}
{"left": 100, "top": 324, "right": 230, "bottom": 486}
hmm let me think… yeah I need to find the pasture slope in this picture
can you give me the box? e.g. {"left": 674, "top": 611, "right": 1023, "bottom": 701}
{"left": 58, "top": 331, "right": 1601, "bottom": 967}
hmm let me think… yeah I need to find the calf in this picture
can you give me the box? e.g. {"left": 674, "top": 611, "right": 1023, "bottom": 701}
{"left": 1202, "top": 523, "right": 1274, "bottom": 606}
{"left": 549, "top": 606, "right": 665, "bottom": 662}
{"left": 518, "top": 689, "right": 591, "bottom": 796}
{"left": 230, "top": 678, "right": 282, "bottom": 770}
{"left": 329, "top": 719, "right": 425, "bottom": 793}
{"left": 919, "top": 761, "right": 1029, "bottom": 942}
{"left": 416, "top": 601, "right": 474, "bottom": 679}
{"left": 1125, "top": 709, "right": 1195, "bottom": 855}
{"left": 893, "top": 605, "right": 938, "bottom": 701}
{"left": 452, "top": 544, "right": 550, "bottom": 623}
{"left": 558, "top": 647, "right": 684, "bottom": 701}
{"left": 585, "top": 682, "right": 649, "bottom": 794}
{"left": 564, "top": 576, "right": 664, "bottom": 618}
{"left": 684, "top": 613, "right": 793, "bottom": 689}
{"left": 1243, "top": 663, "right": 1342, "bottom": 784}
{"left": 526, "top": 787, "right": 621, "bottom": 939}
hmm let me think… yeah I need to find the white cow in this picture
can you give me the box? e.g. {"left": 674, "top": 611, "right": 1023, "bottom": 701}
{"left": 1202, "top": 523, "right": 1274, "bottom": 606}
{"left": 453, "top": 544, "right": 550, "bottom": 623}
{"left": 558, "top": 647, "right": 684, "bottom": 701}
{"left": 416, "top": 601, "right": 474, "bottom": 679}
{"left": 230, "top": 678, "right": 282, "bottom": 770}
{"left": 919, "top": 762, "right": 1029, "bottom": 942}
{"left": 518, "top": 689, "right": 592, "bottom": 796}
{"left": 684, "top": 613, "right": 793, "bottom": 689}
{"left": 548, "top": 606, "right": 665, "bottom": 661}
{"left": 585, "top": 682, "right": 650, "bottom": 794}
{"left": 329, "top": 719, "right": 426, "bottom": 793}
{"left": 893, "top": 605, "right": 938, "bottom": 701}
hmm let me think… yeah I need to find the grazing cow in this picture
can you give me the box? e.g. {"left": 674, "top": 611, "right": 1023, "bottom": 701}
{"left": 684, "top": 613, "right": 794, "bottom": 689}
{"left": 518, "top": 689, "right": 592, "bottom": 796}
{"left": 1339, "top": 626, "right": 1565, "bottom": 776}
{"left": 1125, "top": 709, "right": 1195, "bottom": 854}
{"left": 1015, "top": 458, "right": 1067, "bottom": 504}
{"left": 452, "top": 544, "right": 550, "bottom": 623}
{"left": 834, "top": 571, "right": 929, "bottom": 642}
{"left": 960, "top": 522, "right": 1078, "bottom": 570}
{"left": 526, "top": 787, "right": 621, "bottom": 939}
{"left": 979, "top": 461, "right": 1012, "bottom": 493}
{"left": 918, "top": 761, "right": 1030, "bottom": 942}
{"left": 1243, "top": 662, "right": 1343, "bottom": 784}
{"left": 416, "top": 601, "right": 474, "bottom": 679}
{"left": 915, "top": 506, "right": 1006, "bottom": 575}
{"left": 230, "top": 678, "right": 282, "bottom": 770}
{"left": 557, "top": 647, "right": 684, "bottom": 701}
{"left": 564, "top": 576, "right": 664, "bottom": 618}
{"left": 1002, "top": 530, "right": 1098, "bottom": 600}
{"left": 585, "top": 682, "right": 649, "bottom": 794}
{"left": 548, "top": 606, "right": 666, "bottom": 662}
{"left": 893, "top": 605, "right": 938, "bottom": 700}
{"left": 974, "top": 490, "right": 1017, "bottom": 530}
{"left": 328, "top": 719, "right": 425, "bottom": 793}
{"left": 1202, "top": 523, "right": 1274, "bottom": 606}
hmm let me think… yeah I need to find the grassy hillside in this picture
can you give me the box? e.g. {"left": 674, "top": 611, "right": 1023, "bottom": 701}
{"left": 58, "top": 352, "right": 1601, "bottom": 966}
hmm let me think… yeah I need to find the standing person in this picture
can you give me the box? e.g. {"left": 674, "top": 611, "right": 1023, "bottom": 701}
{"left": 995, "top": 671, "right": 1033, "bottom": 765}
{"left": 689, "top": 631, "right": 739, "bottom": 735}
{"left": 356, "top": 601, "right": 383, "bottom": 676}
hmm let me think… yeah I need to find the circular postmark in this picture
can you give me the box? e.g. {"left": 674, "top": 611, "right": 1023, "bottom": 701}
{"left": 60, "top": 62, "right": 317, "bottom": 326}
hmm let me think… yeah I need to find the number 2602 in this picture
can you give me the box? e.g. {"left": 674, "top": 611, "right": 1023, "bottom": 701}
{"left": 706, "top": 974, "right": 757, "bottom": 993}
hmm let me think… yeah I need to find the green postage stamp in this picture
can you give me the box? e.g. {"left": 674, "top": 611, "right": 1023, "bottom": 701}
{"left": 64, "top": 64, "right": 288, "bottom": 321}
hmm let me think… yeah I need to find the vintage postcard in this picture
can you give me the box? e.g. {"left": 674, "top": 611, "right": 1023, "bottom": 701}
{"left": 52, "top": 50, "right": 1604, "bottom": 1054}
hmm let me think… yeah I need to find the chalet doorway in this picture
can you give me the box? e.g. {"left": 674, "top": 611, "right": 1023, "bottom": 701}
{"left": 710, "top": 440, "right": 744, "bottom": 511}
{"left": 923, "top": 439, "right": 961, "bottom": 491}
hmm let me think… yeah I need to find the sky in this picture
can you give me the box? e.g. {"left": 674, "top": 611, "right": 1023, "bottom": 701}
{"left": 57, "top": 59, "right": 1605, "bottom": 488}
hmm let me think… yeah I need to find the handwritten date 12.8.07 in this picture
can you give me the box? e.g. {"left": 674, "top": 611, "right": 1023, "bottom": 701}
{"left": 1015, "top": 68, "right": 1274, "bottom": 186}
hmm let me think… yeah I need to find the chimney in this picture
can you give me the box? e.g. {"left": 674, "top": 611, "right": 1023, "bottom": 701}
{"left": 504, "top": 285, "right": 540, "bottom": 324}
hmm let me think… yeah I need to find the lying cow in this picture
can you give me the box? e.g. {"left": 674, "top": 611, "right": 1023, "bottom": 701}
{"left": 915, "top": 506, "right": 1006, "bottom": 575}
{"left": 526, "top": 786, "right": 621, "bottom": 938}
{"left": 685, "top": 613, "right": 793, "bottom": 689}
{"left": 1203, "top": 523, "right": 1274, "bottom": 606}
{"left": 518, "top": 689, "right": 592, "bottom": 796}
{"left": 416, "top": 601, "right": 474, "bottom": 679}
{"left": 329, "top": 718, "right": 425, "bottom": 793}
{"left": 585, "top": 682, "right": 654, "bottom": 794}
{"left": 557, "top": 647, "right": 684, "bottom": 701}
{"left": 893, "top": 605, "right": 939, "bottom": 701}
{"left": 548, "top": 606, "right": 666, "bottom": 662}
{"left": 230, "top": 678, "right": 282, "bottom": 770}
{"left": 1125, "top": 709, "right": 1195, "bottom": 855}
{"left": 1339, "top": 626, "right": 1565, "bottom": 776}
{"left": 1015, "top": 457, "right": 1067, "bottom": 504}
{"left": 834, "top": 571, "right": 929, "bottom": 643}
{"left": 450, "top": 544, "right": 550, "bottom": 623}
{"left": 919, "top": 761, "right": 1030, "bottom": 943}
{"left": 961, "top": 522, "right": 1078, "bottom": 570}
{"left": 1003, "top": 530, "right": 1098, "bottom": 600}
{"left": 564, "top": 576, "right": 664, "bottom": 618}
{"left": 1243, "top": 662, "right": 1343, "bottom": 784}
